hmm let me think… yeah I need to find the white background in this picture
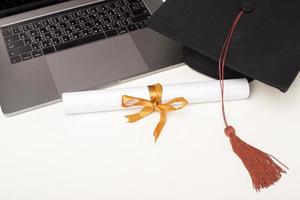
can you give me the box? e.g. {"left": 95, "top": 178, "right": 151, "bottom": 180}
{"left": 0, "top": 64, "right": 299, "bottom": 200}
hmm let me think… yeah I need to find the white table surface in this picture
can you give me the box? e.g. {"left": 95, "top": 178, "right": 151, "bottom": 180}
{"left": 0, "top": 64, "right": 299, "bottom": 200}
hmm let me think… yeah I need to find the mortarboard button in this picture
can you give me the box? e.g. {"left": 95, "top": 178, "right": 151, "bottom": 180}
{"left": 240, "top": 2, "right": 254, "bottom": 13}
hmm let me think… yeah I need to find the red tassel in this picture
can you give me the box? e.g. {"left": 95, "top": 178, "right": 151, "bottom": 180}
{"left": 218, "top": 11, "right": 288, "bottom": 191}
{"left": 225, "top": 126, "right": 287, "bottom": 191}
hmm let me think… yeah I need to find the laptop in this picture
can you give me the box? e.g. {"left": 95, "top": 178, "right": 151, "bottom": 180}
{"left": 0, "top": 0, "right": 182, "bottom": 116}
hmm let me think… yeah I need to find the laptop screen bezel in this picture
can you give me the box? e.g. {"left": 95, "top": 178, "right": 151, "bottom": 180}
{"left": 0, "top": 0, "right": 71, "bottom": 18}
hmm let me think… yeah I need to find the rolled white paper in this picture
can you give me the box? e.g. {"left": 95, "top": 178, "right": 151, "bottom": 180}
{"left": 62, "top": 79, "right": 250, "bottom": 115}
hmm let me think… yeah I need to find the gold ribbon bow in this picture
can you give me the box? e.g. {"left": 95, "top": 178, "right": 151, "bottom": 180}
{"left": 122, "top": 83, "right": 188, "bottom": 142}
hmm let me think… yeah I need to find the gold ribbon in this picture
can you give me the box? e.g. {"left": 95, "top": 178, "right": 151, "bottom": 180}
{"left": 122, "top": 83, "right": 188, "bottom": 142}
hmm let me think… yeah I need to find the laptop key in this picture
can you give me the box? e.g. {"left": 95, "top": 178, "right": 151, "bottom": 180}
{"left": 103, "top": 17, "right": 112, "bottom": 24}
{"left": 30, "top": 30, "right": 39, "bottom": 36}
{"left": 98, "top": 12, "right": 108, "bottom": 18}
{"left": 32, "top": 21, "right": 43, "bottom": 29}
{"left": 13, "top": 27, "right": 23, "bottom": 34}
{"left": 23, "top": 24, "right": 33, "bottom": 31}
{"left": 7, "top": 40, "right": 24, "bottom": 49}
{"left": 40, "top": 27, "right": 50, "bottom": 34}
{"left": 62, "top": 35, "right": 73, "bottom": 42}
{"left": 2, "top": 29, "right": 12, "bottom": 37}
{"left": 117, "top": 27, "right": 128, "bottom": 34}
{"left": 65, "top": 27, "right": 75, "bottom": 34}
{"left": 81, "top": 9, "right": 91, "bottom": 16}
{"left": 62, "top": 14, "right": 72, "bottom": 21}
{"left": 135, "top": 21, "right": 146, "bottom": 29}
{"left": 84, "top": 22, "right": 94, "bottom": 29}
{"left": 49, "top": 24, "right": 59, "bottom": 31}
{"left": 42, "top": 40, "right": 53, "bottom": 48}
{"left": 94, "top": 20, "right": 103, "bottom": 26}
{"left": 20, "top": 32, "right": 30, "bottom": 39}
{"left": 32, "top": 43, "right": 41, "bottom": 50}
{"left": 82, "top": 29, "right": 93, "bottom": 37}
{"left": 131, "top": 14, "right": 150, "bottom": 23}
{"left": 24, "top": 37, "right": 35, "bottom": 45}
{"left": 113, "top": 14, "right": 122, "bottom": 21}
{"left": 8, "top": 45, "right": 31, "bottom": 57}
{"left": 105, "top": 30, "right": 118, "bottom": 37}
{"left": 122, "top": 12, "right": 132, "bottom": 19}
{"left": 43, "top": 19, "right": 53, "bottom": 26}
{"left": 107, "top": 9, "right": 117, "bottom": 16}
{"left": 54, "top": 30, "right": 64, "bottom": 37}
{"left": 103, "top": 24, "right": 113, "bottom": 31}
{"left": 92, "top": 27, "right": 101, "bottom": 34}
{"left": 21, "top": 52, "right": 32, "bottom": 61}
{"left": 122, "top": 19, "right": 133, "bottom": 26}
{"left": 74, "top": 24, "right": 84, "bottom": 31}
{"left": 44, "top": 32, "right": 54, "bottom": 39}
{"left": 109, "top": 2, "right": 118, "bottom": 9}
{"left": 72, "top": 32, "right": 83, "bottom": 39}
{"left": 32, "top": 50, "right": 43, "bottom": 58}
{"left": 52, "top": 16, "right": 62, "bottom": 23}
{"left": 42, "top": 47, "right": 55, "bottom": 55}
{"left": 127, "top": 24, "right": 137, "bottom": 31}
{"left": 79, "top": 16, "right": 89, "bottom": 23}
{"left": 132, "top": 8, "right": 149, "bottom": 16}
{"left": 10, "top": 55, "right": 22, "bottom": 64}
{"left": 35, "top": 35, "right": 45, "bottom": 42}
{"left": 52, "top": 37, "right": 63, "bottom": 45}
{"left": 72, "top": 11, "right": 82, "bottom": 18}
{"left": 60, "top": 22, "right": 69, "bottom": 28}
{"left": 69, "top": 19, "right": 79, "bottom": 26}
{"left": 91, "top": 7, "right": 100, "bottom": 13}
{"left": 89, "top": 14, "right": 98, "bottom": 21}
{"left": 112, "top": 21, "right": 122, "bottom": 29}
{"left": 4, "top": 34, "right": 20, "bottom": 43}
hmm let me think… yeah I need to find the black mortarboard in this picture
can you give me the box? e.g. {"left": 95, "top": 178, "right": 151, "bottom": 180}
{"left": 147, "top": 0, "right": 293, "bottom": 191}
{"left": 147, "top": 0, "right": 300, "bottom": 92}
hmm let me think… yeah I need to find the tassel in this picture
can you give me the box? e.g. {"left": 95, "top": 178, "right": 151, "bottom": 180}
{"left": 225, "top": 126, "right": 287, "bottom": 191}
{"left": 218, "top": 10, "right": 288, "bottom": 191}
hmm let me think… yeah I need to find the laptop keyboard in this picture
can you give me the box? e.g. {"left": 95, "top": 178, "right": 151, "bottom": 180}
{"left": 1, "top": 0, "right": 151, "bottom": 64}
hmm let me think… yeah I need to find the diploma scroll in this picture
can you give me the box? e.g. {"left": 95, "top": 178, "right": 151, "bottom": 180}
{"left": 62, "top": 79, "right": 250, "bottom": 114}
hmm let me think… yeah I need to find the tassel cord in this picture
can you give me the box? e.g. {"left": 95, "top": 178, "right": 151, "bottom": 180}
{"left": 218, "top": 11, "right": 244, "bottom": 127}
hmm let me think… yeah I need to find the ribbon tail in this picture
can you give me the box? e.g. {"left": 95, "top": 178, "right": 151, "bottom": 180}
{"left": 153, "top": 111, "right": 167, "bottom": 142}
{"left": 126, "top": 107, "right": 154, "bottom": 123}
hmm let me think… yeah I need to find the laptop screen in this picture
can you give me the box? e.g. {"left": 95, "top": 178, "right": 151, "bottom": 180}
{"left": 0, "top": 0, "right": 70, "bottom": 18}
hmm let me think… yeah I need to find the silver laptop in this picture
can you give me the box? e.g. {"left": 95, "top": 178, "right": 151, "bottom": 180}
{"left": 0, "top": 0, "right": 182, "bottom": 116}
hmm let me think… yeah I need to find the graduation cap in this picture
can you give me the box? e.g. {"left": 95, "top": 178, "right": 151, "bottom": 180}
{"left": 146, "top": 0, "right": 295, "bottom": 191}
{"left": 147, "top": 0, "right": 299, "bottom": 92}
